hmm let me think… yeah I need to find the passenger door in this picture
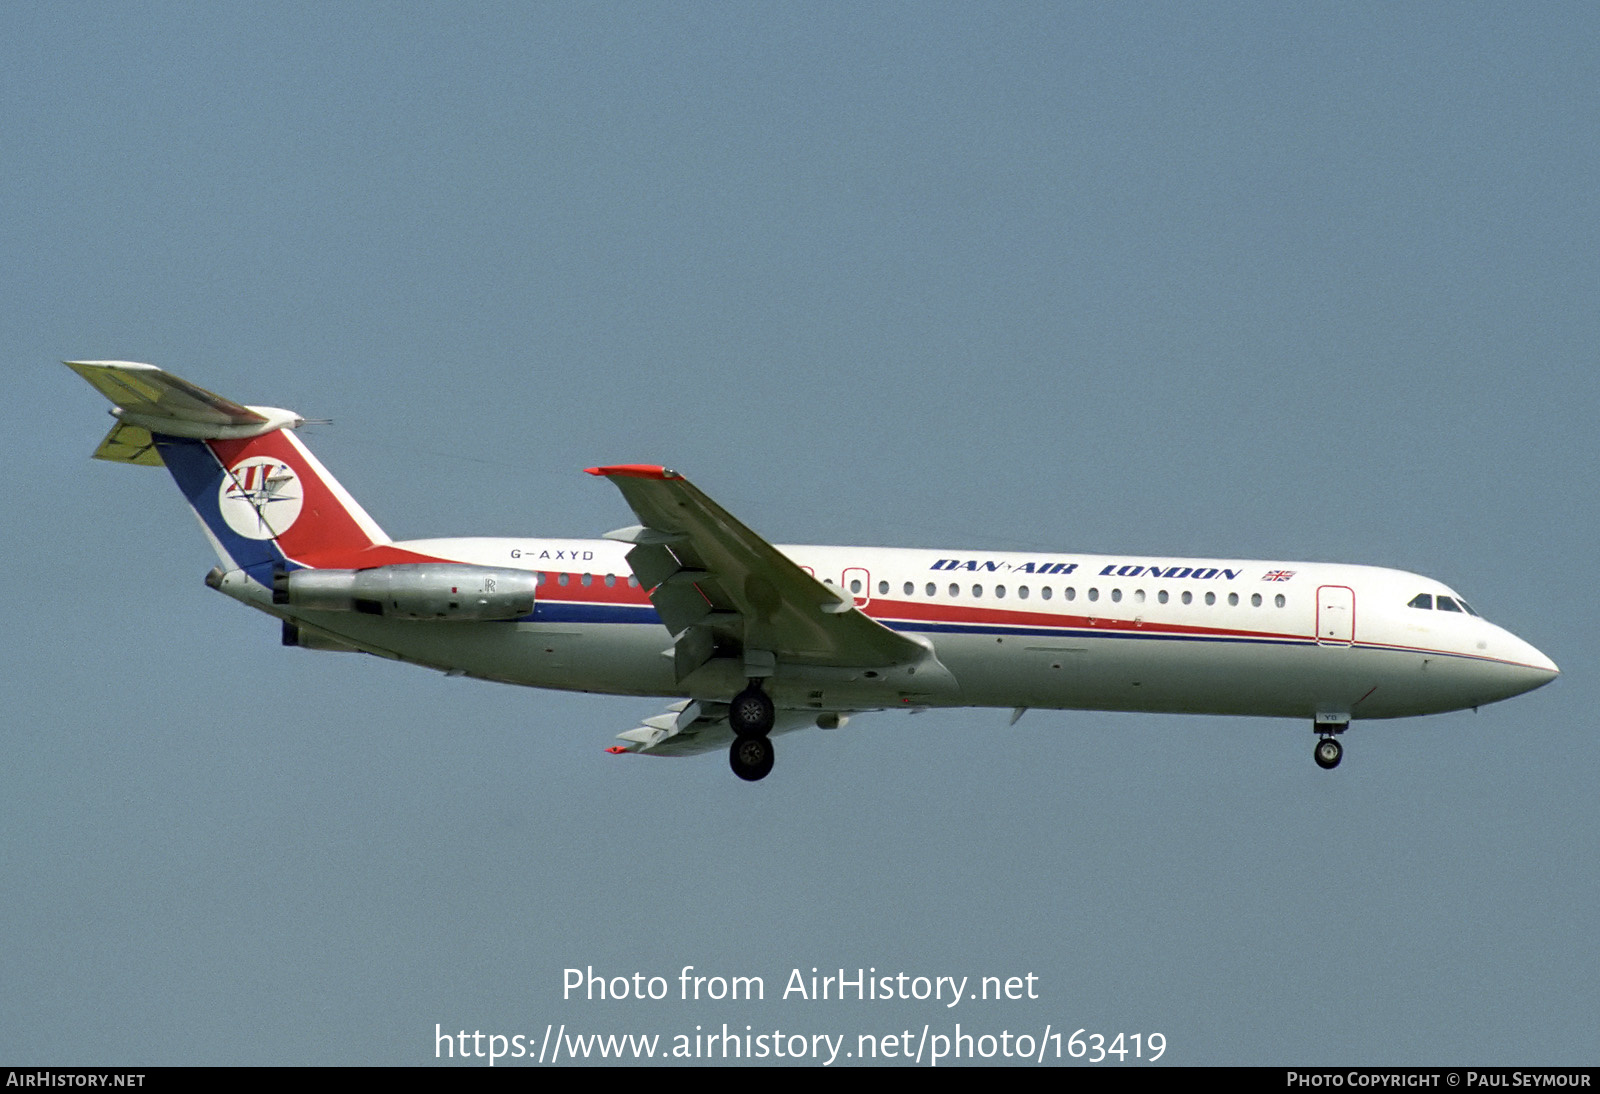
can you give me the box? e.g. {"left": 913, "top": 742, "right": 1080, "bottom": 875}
{"left": 1316, "top": 585, "right": 1355, "bottom": 645}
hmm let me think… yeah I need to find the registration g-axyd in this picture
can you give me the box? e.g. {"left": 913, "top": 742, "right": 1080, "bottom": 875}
{"left": 67, "top": 362, "right": 1559, "bottom": 782}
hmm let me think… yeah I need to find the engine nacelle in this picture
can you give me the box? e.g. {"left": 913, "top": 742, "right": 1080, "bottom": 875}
{"left": 272, "top": 564, "right": 537, "bottom": 621}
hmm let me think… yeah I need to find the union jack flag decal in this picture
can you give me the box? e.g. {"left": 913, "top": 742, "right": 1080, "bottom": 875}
{"left": 1262, "top": 570, "right": 1295, "bottom": 582}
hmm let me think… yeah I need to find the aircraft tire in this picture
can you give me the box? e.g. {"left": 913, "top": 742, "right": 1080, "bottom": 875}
{"left": 1314, "top": 737, "right": 1343, "bottom": 770}
{"left": 728, "top": 684, "right": 776, "bottom": 738}
{"left": 729, "top": 734, "right": 775, "bottom": 782}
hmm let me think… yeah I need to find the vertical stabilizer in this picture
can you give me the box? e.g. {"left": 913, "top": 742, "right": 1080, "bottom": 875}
{"left": 67, "top": 361, "right": 393, "bottom": 581}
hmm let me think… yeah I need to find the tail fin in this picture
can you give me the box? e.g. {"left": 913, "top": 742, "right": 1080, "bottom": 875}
{"left": 67, "top": 361, "right": 392, "bottom": 581}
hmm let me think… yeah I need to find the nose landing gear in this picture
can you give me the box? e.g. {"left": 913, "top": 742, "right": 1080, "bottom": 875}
{"left": 1313, "top": 718, "right": 1348, "bottom": 770}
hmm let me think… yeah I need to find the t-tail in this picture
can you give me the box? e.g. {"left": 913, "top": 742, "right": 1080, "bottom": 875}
{"left": 65, "top": 361, "right": 395, "bottom": 585}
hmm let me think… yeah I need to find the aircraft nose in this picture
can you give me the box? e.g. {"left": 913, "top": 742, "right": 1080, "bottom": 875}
{"left": 1501, "top": 631, "right": 1559, "bottom": 694}
{"left": 1530, "top": 645, "right": 1559, "bottom": 678}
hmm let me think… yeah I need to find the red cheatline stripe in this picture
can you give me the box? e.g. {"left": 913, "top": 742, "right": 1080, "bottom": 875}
{"left": 864, "top": 596, "right": 1304, "bottom": 642}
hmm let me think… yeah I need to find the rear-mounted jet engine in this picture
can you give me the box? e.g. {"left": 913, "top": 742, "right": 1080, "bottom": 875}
{"left": 272, "top": 564, "right": 537, "bottom": 621}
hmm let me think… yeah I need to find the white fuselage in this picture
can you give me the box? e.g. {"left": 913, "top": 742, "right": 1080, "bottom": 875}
{"left": 221, "top": 535, "right": 1559, "bottom": 725}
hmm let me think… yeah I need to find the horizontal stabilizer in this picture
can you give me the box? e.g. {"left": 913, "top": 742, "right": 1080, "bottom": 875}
{"left": 65, "top": 361, "right": 305, "bottom": 441}
{"left": 89, "top": 421, "right": 163, "bottom": 466}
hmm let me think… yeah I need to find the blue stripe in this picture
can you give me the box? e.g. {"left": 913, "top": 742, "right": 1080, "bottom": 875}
{"left": 533, "top": 601, "right": 661, "bottom": 626}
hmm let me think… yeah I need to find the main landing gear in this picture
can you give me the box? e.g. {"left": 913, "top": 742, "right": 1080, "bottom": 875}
{"left": 1313, "top": 721, "right": 1348, "bottom": 770}
{"left": 728, "top": 682, "right": 776, "bottom": 737}
{"left": 728, "top": 682, "right": 777, "bottom": 782}
{"left": 729, "top": 734, "right": 775, "bottom": 782}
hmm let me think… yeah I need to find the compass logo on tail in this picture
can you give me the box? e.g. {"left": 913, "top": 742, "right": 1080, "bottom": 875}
{"left": 218, "top": 456, "right": 303, "bottom": 540}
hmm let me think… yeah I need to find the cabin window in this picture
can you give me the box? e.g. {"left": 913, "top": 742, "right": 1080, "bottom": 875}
{"left": 558, "top": 573, "right": 569, "bottom": 587}
{"left": 1157, "top": 590, "right": 1169, "bottom": 604}
{"left": 581, "top": 573, "right": 592, "bottom": 586}
{"left": 926, "top": 583, "right": 936, "bottom": 596}
{"left": 1181, "top": 591, "right": 1193, "bottom": 605}
{"left": 1205, "top": 591, "right": 1216, "bottom": 606}
{"left": 1274, "top": 593, "right": 1285, "bottom": 608}
{"left": 628, "top": 575, "right": 640, "bottom": 588}
{"left": 1018, "top": 586, "right": 1030, "bottom": 600}
{"left": 1408, "top": 593, "right": 1433, "bottom": 610}
{"left": 949, "top": 583, "right": 960, "bottom": 597}
{"left": 1251, "top": 593, "right": 1261, "bottom": 607}
{"left": 1041, "top": 587, "right": 1053, "bottom": 601}
{"left": 849, "top": 579, "right": 862, "bottom": 593}
{"left": 605, "top": 573, "right": 616, "bottom": 587}
{"left": 1064, "top": 587, "right": 1075, "bottom": 601}
{"left": 878, "top": 580, "right": 889, "bottom": 594}
{"left": 1134, "top": 589, "right": 1146, "bottom": 604}
{"left": 1087, "top": 588, "right": 1099, "bottom": 602}
{"left": 1110, "top": 588, "right": 1122, "bottom": 603}
{"left": 535, "top": 572, "right": 546, "bottom": 586}
{"left": 1227, "top": 592, "right": 1238, "bottom": 606}
{"left": 972, "top": 584, "right": 984, "bottom": 597}
{"left": 903, "top": 581, "right": 913, "bottom": 595}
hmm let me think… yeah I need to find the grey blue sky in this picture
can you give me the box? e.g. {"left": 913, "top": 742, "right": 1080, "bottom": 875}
{"left": 4, "top": 2, "right": 1596, "bottom": 1065}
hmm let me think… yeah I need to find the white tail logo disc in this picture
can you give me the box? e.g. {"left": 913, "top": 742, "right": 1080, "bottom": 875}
{"left": 219, "top": 457, "right": 303, "bottom": 539}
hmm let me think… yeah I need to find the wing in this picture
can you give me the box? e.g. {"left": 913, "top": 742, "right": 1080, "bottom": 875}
{"left": 589, "top": 465, "right": 960, "bottom": 765}
{"left": 587, "top": 465, "right": 929, "bottom": 671}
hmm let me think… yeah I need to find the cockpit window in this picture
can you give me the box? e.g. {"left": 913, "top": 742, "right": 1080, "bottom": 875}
{"left": 1436, "top": 595, "right": 1463, "bottom": 612}
{"left": 1459, "top": 600, "right": 1479, "bottom": 616}
{"left": 1407, "top": 593, "right": 1433, "bottom": 609}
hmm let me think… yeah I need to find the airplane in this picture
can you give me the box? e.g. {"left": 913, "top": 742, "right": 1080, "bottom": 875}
{"left": 65, "top": 360, "right": 1560, "bottom": 782}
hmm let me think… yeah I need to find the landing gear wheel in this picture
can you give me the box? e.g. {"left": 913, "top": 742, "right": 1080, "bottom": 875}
{"left": 1314, "top": 737, "right": 1343, "bottom": 770}
{"left": 728, "top": 684, "right": 775, "bottom": 738}
{"left": 729, "top": 734, "right": 775, "bottom": 782}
